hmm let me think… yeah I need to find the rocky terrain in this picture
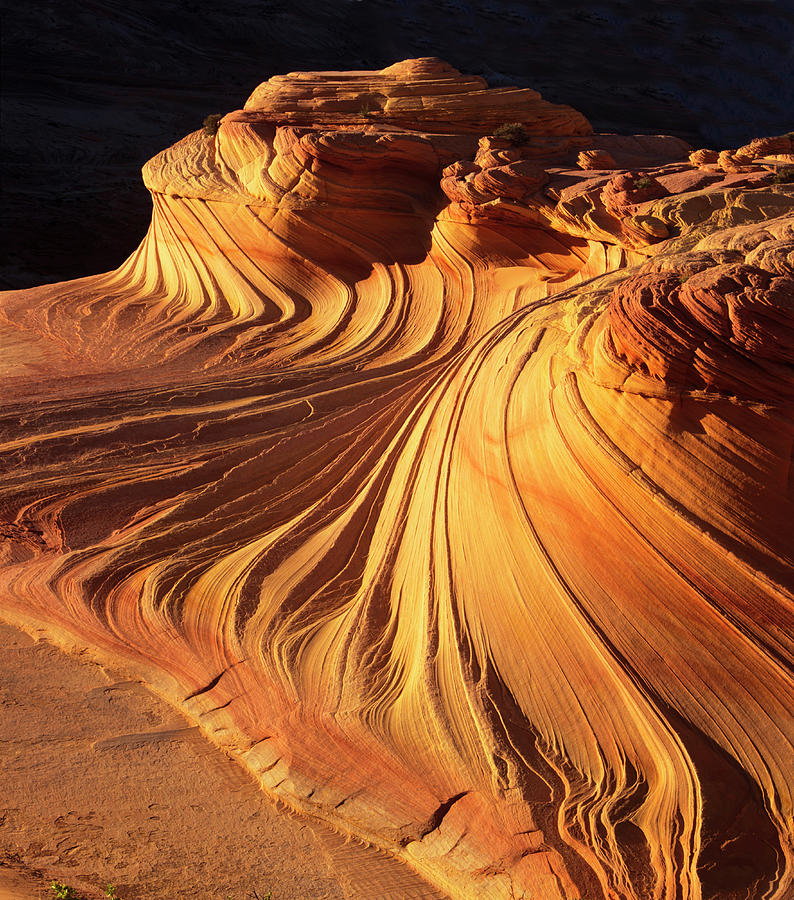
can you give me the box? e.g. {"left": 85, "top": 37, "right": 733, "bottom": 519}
{"left": 0, "top": 622, "right": 442, "bottom": 900}
{"left": 1, "top": 58, "right": 792, "bottom": 899}
{"left": 3, "top": 0, "right": 793, "bottom": 288}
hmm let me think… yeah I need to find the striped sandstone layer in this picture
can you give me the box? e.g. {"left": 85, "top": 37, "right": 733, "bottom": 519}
{"left": 1, "top": 60, "right": 792, "bottom": 899}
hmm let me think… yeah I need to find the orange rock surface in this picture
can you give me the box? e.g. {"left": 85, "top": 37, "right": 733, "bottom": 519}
{"left": 1, "top": 59, "right": 792, "bottom": 899}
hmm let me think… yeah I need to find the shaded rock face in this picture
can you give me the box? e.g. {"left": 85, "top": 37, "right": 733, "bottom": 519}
{"left": 3, "top": 1, "right": 794, "bottom": 289}
{"left": 1, "top": 60, "right": 793, "bottom": 900}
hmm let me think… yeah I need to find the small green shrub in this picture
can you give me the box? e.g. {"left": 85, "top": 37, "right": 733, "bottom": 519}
{"left": 50, "top": 883, "right": 77, "bottom": 900}
{"left": 357, "top": 92, "right": 381, "bottom": 118}
{"left": 633, "top": 176, "right": 652, "bottom": 190}
{"left": 203, "top": 113, "right": 223, "bottom": 135}
{"left": 772, "top": 166, "right": 794, "bottom": 184}
{"left": 493, "top": 122, "right": 529, "bottom": 146}
{"left": 105, "top": 885, "right": 119, "bottom": 899}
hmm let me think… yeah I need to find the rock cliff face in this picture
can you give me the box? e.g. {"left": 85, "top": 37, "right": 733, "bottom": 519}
{"left": 1, "top": 60, "right": 793, "bottom": 900}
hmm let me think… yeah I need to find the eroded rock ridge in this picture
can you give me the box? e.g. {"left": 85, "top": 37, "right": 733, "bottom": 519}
{"left": 1, "top": 60, "right": 792, "bottom": 900}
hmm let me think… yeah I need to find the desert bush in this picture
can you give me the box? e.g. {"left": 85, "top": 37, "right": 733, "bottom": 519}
{"left": 493, "top": 122, "right": 529, "bottom": 145}
{"left": 203, "top": 113, "right": 223, "bottom": 135}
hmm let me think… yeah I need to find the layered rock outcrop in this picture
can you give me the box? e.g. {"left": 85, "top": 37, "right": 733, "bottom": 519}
{"left": 1, "top": 60, "right": 792, "bottom": 900}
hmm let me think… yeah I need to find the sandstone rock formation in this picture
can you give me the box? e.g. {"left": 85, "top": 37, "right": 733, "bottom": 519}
{"left": 1, "top": 59, "right": 792, "bottom": 900}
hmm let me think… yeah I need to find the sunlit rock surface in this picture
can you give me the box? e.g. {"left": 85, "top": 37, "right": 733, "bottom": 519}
{"left": 1, "top": 60, "right": 792, "bottom": 900}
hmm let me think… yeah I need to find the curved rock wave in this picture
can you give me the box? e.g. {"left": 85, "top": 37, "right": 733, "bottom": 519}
{"left": 1, "top": 60, "right": 793, "bottom": 900}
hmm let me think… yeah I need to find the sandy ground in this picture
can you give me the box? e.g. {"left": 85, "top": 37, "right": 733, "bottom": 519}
{"left": 0, "top": 621, "right": 446, "bottom": 900}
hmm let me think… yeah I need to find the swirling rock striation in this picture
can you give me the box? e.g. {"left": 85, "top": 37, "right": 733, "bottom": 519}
{"left": 1, "top": 60, "right": 793, "bottom": 900}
